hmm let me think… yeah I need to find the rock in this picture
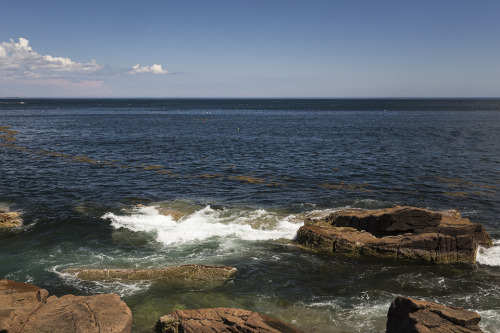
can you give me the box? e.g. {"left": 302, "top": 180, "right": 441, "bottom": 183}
{"left": 0, "top": 279, "right": 132, "bottom": 333}
{"left": 156, "top": 207, "right": 186, "bottom": 222}
{"left": 386, "top": 296, "right": 482, "bottom": 332}
{"left": 297, "top": 206, "right": 492, "bottom": 263}
{"left": 0, "top": 280, "right": 49, "bottom": 333}
{"left": 20, "top": 294, "right": 132, "bottom": 333}
{"left": 0, "top": 212, "right": 22, "bottom": 229}
{"left": 62, "top": 264, "right": 237, "bottom": 282}
{"left": 135, "top": 204, "right": 186, "bottom": 221}
{"left": 154, "top": 307, "right": 304, "bottom": 333}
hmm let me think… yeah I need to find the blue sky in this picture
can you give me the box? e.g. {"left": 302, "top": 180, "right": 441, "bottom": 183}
{"left": 1, "top": 0, "right": 499, "bottom": 98}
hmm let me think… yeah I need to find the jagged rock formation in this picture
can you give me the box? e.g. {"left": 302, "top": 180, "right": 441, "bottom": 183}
{"left": 296, "top": 206, "right": 492, "bottom": 263}
{"left": 0, "top": 279, "right": 132, "bottom": 333}
{"left": 154, "top": 307, "right": 304, "bottom": 333}
{"left": 62, "top": 264, "right": 237, "bottom": 282}
{"left": 386, "top": 296, "right": 482, "bottom": 332}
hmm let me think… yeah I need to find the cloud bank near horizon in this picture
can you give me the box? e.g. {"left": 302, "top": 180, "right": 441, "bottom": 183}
{"left": 0, "top": 38, "right": 169, "bottom": 96}
{"left": 0, "top": 38, "right": 104, "bottom": 79}
{"left": 0, "top": 37, "right": 169, "bottom": 96}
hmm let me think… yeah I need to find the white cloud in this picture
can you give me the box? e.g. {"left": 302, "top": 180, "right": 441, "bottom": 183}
{"left": 0, "top": 38, "right": 103, "bottom": 78}
{"left": 0, "top": 37, "right": 169, "bottom": 80}
{"left": 129, "top": 63, "right": 168, "bottom": 75}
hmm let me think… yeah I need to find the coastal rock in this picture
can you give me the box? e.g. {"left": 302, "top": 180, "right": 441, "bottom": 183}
{"left": 0, "top": 211, "right": 23, "bottom": 229}
{"left": 136, "top": 204, "right": 186, "bottom": 221}
{"left": 156, "top": 207, "right": 186, "bottom": 222}
{"left": 386, "top": 296, "right": 482, "bottom": 332}
{"left": 62, "top": 264, "right": 237, "bottom": 282}
{"left": 154, "top": 307, "right": 304, "bottom": 333}
{"left": 296, "top": 206, "right": 492, "bottom": 263}
{"left": 20, "top": 294, "right": 132, "bottom": 333}
{"left": 0, "top": 280, "right": 49, "bottom": 333}
{"left": 0, "top": 279, "right": 132, "bottom": 333}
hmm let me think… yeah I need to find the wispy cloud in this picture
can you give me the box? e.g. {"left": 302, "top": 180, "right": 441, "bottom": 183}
{"left": 0, "top": 37, "right": 169, "bottom": 80}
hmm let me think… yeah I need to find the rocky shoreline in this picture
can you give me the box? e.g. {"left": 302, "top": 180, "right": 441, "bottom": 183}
{"left": 0, "top": 206, "right": 495, "bottom": 332}
{"left": 1, "top": 279, "right": 484, "bottom": 332}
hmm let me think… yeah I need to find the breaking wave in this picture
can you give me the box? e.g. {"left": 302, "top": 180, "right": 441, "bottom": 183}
{"left": 476, "top": 239, "right": 500, "bottom": 267}
{"left": 102, "top": 205, "right": 302, "bottom": 246}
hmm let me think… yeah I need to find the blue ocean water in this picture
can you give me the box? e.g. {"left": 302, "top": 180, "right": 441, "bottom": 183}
{"left": 1, "top": 99, "right": 499, "bottom": 332}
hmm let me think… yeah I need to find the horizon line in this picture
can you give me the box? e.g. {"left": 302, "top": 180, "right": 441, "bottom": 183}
{"left": 2, "top": 96, "right": 500, "bottom": 100}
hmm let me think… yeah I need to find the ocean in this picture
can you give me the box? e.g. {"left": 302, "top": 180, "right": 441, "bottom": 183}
{"left": 1, "top": 98, "right": 499, "bottom": 332}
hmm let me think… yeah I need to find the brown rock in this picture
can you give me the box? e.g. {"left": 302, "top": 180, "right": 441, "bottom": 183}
{"left": 386, "top": 296, "right": 482, "bottom": 332}
{"left": 62, "top": 264, "right": 237, "bottom": 282}
{"left": 0, "top": 280, "right": 49, "bottom": 333}
{"left": 156, "top": 207, "right": 186, "bottom": 222}
{"left": 154, "top": 307, "right": 304, "bottom": 333}
{"left": 0, "top": 279, "right": 132, "bottom": 333}
{"left": 297, "top": 206, "right": 492, "bottom": 263}
{"left": 0, "top": 212, "right": 22, "bottom": 229}
{"left": 21, "top": 294, "right": 132, "bottom": 333}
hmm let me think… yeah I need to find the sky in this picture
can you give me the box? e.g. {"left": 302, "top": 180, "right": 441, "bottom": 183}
{"left": 0, "top": 0, "right": 499, "bottom": 98}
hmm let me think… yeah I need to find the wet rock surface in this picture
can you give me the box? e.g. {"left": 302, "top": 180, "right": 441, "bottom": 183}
{"left": 386, "top": 296, "right": 482, "bottom": 332}
{"left": 296, "top": 206, "right": 492, "bottom": 263}
{"left": 0, "top": 211, "right": 22, "bottom": 229}
{"left": 0, "top": 279, "right": 132, "bottom": 333}
{"left": 135, "top": 204, "right": 187, "bottom": 221}
{"left": 154, "top": 307, "right": 304, "bottom": 333}
{"left": 62, "top": 264, "right": 237, "bottom": 282}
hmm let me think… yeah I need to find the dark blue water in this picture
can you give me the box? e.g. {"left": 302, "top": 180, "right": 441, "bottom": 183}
{"left": 1, "top": 99, "right": 499, "bottom": 332}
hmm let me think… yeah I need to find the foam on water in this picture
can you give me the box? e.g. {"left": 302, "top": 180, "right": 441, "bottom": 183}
{"left": 478, "top": 309, "right": 500, "bottom": 333}
{"left": 476, "top": 239, "right": 500, "bottom": 267}
{"left": 304, "top": 298, "right": 389, "bottom": 332}
{"left": 102, "top": 205, "right": 302, "bottom": 246}
{"left": 52, "top": 264, "right": 154, "bottom": 297}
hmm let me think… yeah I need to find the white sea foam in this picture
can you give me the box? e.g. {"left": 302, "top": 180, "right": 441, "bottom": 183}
{"left": 102, "top": 205, "right": 301, "bottom": 246}
{"left": 476, "top": 239, "right": 500, "bottom": 267}
{"left": 478, "top": 309, "right": 500, "bottom": 333}
{"left": 52, "top": 264, "right": 153, "bottom": 297}
{"left": 103, "top": 206, "right": 176, "bottom": 232}
{"left": 305, "top": 299, "right": 388, "bottom": 332}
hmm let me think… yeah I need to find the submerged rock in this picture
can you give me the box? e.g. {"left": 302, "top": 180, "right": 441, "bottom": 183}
{"left": 0, "top": 211, "right": 22, "bottom": 229}
{"left": 296, "top": 206, "right": 492, "bottom": 263}
{"left": 154, "top": 307, "right": 304, "bottom": 333}
{"left": 0, "top": 279, "right": 132, "bottom": 333}
{"left": 156, "top": 207, "right": 186, "bottom": 222}
{"left": 135, "top": 203, "right": 187, "bottom": 221}
{"left": 62, "top": 264, "right": 237, "bottom": 282}
{"left": 386, "top": 296, "right": 482, "bottom": 332}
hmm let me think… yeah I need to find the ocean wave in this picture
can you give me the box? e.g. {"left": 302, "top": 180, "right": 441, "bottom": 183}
{"left": 102, "top": 205, "right": 302, "bottom": 246}
{"left": 476, "top": 239, "right": 500, "bottom": 267}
